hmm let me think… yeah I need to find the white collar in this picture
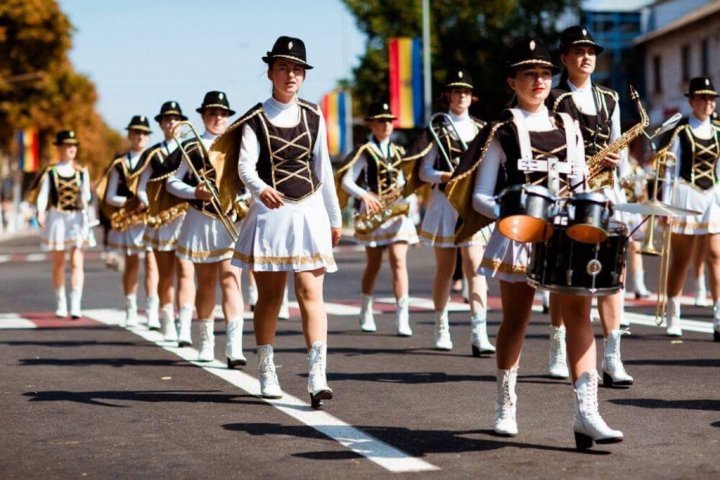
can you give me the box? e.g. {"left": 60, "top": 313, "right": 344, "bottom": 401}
{"left": 201, "top": 131, "right": 217, "bottom": 141}
{"left": 448, "top": 110, "right": 470, "bottom": 122}
{"left": 567, "top": 78, "right": 593, "bottom": 93}
{"left": 518, "top": 105, "right": 549, "bottom": 118}
{"left": 267, "top": 96, "right": 297, "bottom": 111}
{"left": 689, "top": 115, "right": 711, "bottom": 129}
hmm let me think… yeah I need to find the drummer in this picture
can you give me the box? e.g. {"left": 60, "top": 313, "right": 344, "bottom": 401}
{"left": 447, "top": 38, "right": 623, "bottom": 449}
{"left": 547, "top": 26, "right": 635, "bottom": 387}
{"left": 662, "top": 76, "right": 720, "bottom": 342}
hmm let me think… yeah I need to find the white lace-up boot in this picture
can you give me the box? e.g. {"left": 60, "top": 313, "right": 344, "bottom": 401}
{"left": 665, "top": 297, "right": 682, "bottom": 337}
{"left": 396, "top": 296, "right": 412, "bottom": 337}
{"left": 433, "top": 308, "right": 453, "bottom": 350}
{"left": 278, "top": 287, "right": 290, "bottom": 321}
{"left": 713, "top": 300, "right": 720, "bottom": 342}
{"left": 471, "top": 311, "right": 495, "bottom": 356}
{"left": 358, "top": 294, "right": 376, "bottom": 332}
{"left": 308, "top": 341, "right": 333, "bottom": 409}
{"left": 248, "top": 282, "right": 258, "bottom": 311}
{"left": 225, "top": 317, "right": 247, "bottom": 368}
{"left": 177, "top": 304, "right": 193, "bottom": 346}
{"left": 573, "top": 370, "right": 624, "bottom": 449}
{"left": 69, "top": 287, "right": 82, "bottom": 319}
{"left": 494, "top": 367, "right": 518, "bottom": 436}
{"left": 160, "top": 304, "right": 177, "bottom": 342}
{"left": 548, "top": 325, "right": 569, "bottom": 379}
{"left": 146, "top": 295, "right": 160, "bottom": 330}
{"left": 125, "top": 294, "right": 138, "bottom": 327}
{"left": 257, "top": 344, "right": 282, "bottom": 399}
{"left": 602, "top": 329, "right": 634, "bottom": 387}
{"left": 542, "top": 290, "right": 550, "bottom": 314}
{"left": 694, "top": 274, "right": 709, "bottom": 307}
{"left": 55, "top": 287, "right": 68, "bottom": 318}
{"left": 633, "top": 270, "right": 651, "bottom": 299}
{"left": 197, "top": 318, "right": 215, "bottom": 362}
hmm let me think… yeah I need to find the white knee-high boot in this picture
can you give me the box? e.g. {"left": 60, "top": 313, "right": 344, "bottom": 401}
{"left": 573, "top": 370, "right": 623, "bottom": 450}
{"left": 396, "top": 296, "right": 412, "bottom": 337}
{"left": 177, "top": 303, "right": 193, "bottom": 346}
{"left": 471, "top": 310, "right": 495, "bottom": 356}
{"left": 433, "top": 307, "right": 452, "bottom": 350}
{"left": 146, "top": 295, "right": 160, "bottom": 330}
{"left": 225, "top": 317, "right": 247, "bottom": 368}
{"left": 125, "top": 294, "right": 138, "bottom": 327}
{"left": 548, "top": 325, "right": 569, "bottom": 379}
{"left": 160, "top": 303, "right": 177, "bottom": 342}
{"left": 602, "top": 329, "right": 634, "bottom": 387}
{"left": 358, "top": 294, "right": 376, "bottom": 332}
{"left": 308, "top": 341, "right": 333, "bottom": 409}
{"left": 257, "top": 344, "right": 282, "bottom": 399}
{"left": 197, "top": 318, "right": 215, "bottom": 362}
{"left": 495, "top": 367, "right": 518, "bottom": 436}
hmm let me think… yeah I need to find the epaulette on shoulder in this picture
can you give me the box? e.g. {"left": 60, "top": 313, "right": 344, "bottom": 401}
{"left": 298, "top": 98, "right": 321, "bottom": 115}
{"left": 392, "top": 143, "right": 406, "bottom": 156}
{"left": 595, "top": 85, "right": 619, "bottom": 102}
{"left": 551, "top": 91, "right": 574, "bottom": 113}
{"left": 471, "top": 116, "right": 486, "bottom": 129}
{"left": 218, "top": 103, "right": 264, "bottom": 140}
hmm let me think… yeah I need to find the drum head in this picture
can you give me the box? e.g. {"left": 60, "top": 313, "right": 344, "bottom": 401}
{"left": 498, "top": 215, "right": 553, "bottom": 243}
{"left": 566, "top": 223, "right": 608, "bottom": 244}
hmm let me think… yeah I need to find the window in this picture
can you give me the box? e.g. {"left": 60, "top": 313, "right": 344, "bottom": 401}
{"left": 682, "top": 45, "right": 691, "bottom": 81}
{"left": 653, "top": 55, "right": 662, "bottom": 93}
{"left": 701, "top": 39, "right": 709, "bottom": 77}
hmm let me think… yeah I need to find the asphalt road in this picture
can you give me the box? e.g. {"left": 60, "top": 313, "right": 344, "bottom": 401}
{"left": 1, "top": 233, "right": 718, "bottom": 479}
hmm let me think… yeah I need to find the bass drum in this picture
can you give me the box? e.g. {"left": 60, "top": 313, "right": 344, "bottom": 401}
{"left": 527, "top": 222, "right": 628, "bottom": 296}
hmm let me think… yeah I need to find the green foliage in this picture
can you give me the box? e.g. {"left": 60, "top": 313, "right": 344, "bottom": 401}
{"left": 343, "top": 0, "right": 581, "bottom": 122}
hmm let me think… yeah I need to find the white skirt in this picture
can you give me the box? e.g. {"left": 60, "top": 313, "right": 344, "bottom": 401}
{"left": 669, "top": 181, "right": 720, "bottom": 235}
{"left": 232, "top": 189, "right": 336, "bottom": 272}
{"left": 600, "top": 184, "right": 642, "bottom": 240}
{"left": 420, "top": 188, "right": 491, "bottom": 248}
{"left": 143, "top": 214, "right": 185, "bottom": 252}
{"left": 41, "top": 208, "right": 96, "bottom": 251}
{"left": 175, "top": 206, "right": 236, "bottom": 264}
{"left": 354, "top": 198, "right": 419, "bottom": 247}
{"left": 108, "top": 223, "right": 146, "bottom": 256}
{"left": 478, "top": 229, "right": 531, "bottom": 283}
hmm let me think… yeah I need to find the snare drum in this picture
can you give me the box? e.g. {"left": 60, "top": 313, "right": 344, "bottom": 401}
{"left": 566, "top": 192, "right": 612, "bottom": 244}
{"left": 496, "top": 184, "right": 556, "bottom": 243}
{"left": 527, "top": 222, "right": 628, "bottom": 296}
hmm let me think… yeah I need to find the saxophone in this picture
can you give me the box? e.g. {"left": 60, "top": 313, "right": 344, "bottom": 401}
{"left": 146, "top": 203, "right": 188, "bottom": 229}
{"left": 353, "top": 188, "right": 410, "bottom": 235}
{"left": 585, "top": 86, "right": 649, "bottom": 191}
{"left": 110, "top": 197, "right": 148, "bottom": 232}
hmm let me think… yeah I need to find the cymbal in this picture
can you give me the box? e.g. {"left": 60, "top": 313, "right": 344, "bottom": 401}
{"left": 614, "top": 200, "right": 702, "bottom": 217}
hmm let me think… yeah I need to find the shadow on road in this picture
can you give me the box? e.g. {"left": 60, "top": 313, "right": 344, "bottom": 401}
{"left": 23, "top": 389, "right": 266, "bottom": 408}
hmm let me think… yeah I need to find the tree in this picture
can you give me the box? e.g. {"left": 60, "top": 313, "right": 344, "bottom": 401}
{"left": 343, "top": 0, "right": 581, "bottom": 122}
{"left": 0, "top": 0, "right": 122, "bottom": 180}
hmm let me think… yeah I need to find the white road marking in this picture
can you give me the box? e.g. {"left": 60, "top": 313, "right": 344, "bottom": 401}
{"left": 25, "top": 253, "right": 47, "bottom": 262}
{"left": 0, "top": 313, "right": 37, "bottom": 329}
{"left": 0, "top": 255, "right": 10, "bottom": 263}
{"left": 84, "top": 308, "right": 440, "bottom": 473}
{"left": 376, "top": 296, "right": 470, "bottom": 312}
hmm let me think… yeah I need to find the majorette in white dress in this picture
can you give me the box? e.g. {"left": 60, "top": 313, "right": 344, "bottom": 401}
{"left": 137, "top": 140, "right": 186, "bottom": 251}
{"left": 471, "top": 108, "right": 586, "bottom": 283}
{"left": 231, "top": 97, "right": 341, "bottom": 272}
{"left": 37, "top": 162, "right": 96, "bottom": 251}
{"left": 414, "top": 111, "right": 491, "bottom": 247}
{"left": 104, "top": 151, "right": 149, "bottom": 256}
{"left": 340, "top": 137, "right": 419, "bottom": 247}
{"left": 665, "top": 115, "right": 720, "bottom": 235}
{"left": 166, "top": 132, "right": 240, "bottom": 264}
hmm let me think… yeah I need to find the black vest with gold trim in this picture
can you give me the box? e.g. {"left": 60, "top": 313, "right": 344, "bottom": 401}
{"left": 245, "top": 99, "right": 321, "bottom": 201}
{"left": 361, "top": 139, "right": 405, "bottom": 196}
{"left": 676, "top": 121, "right": 720, "bottom": 190}
{"left": 49, "top": 167, "right": 84, "bottom": 211}
{"left": 113, "top": 151, "right": 149, "bottom": 198}
{"left": 177, "top": 139, "right": 223, "bottom": 216}
{"left": 142, "top": 141, "right": 174, "bottom": 174}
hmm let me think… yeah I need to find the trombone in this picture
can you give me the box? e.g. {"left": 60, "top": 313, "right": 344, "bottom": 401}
{"left": 172, "top": 121, "right": 239, "bottom": 243}
{"left": 428, "top": 112, "right": 468, "bottom": 171}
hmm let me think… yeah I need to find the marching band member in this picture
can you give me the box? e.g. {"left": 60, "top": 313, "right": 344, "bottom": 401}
{"left": 338, "top": 101, "right": 418, "bottom": 337}
{"left": 101, "top": 116, "right": 158, "bottom": 327}
{"left": 221, "top": 36, "right": 341, "bottom": 407}
{"left": 547, "top": 26, "right": 634, "bottom": 386}
{"left": 662, "top": 77, "right": 720, "bottom": 342}
{"left": 164, "top": 91, "right": 247, "bottom": 366}
{"left": 405, "top": 68, "right": 494, "bottom": 354}
{"left": 447, "top": 38, "right": 623, "bottom": 448}
{"left": 136, "top": 101, "right": 196, "bottom": 340}
{"left": 36, "top": 130, "right": 94, "bottom": 319}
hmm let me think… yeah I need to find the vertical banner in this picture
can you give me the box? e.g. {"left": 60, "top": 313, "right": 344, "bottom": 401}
{"left": 388, "top": 37, "right": 424, "bottom": 129}
{"left": 321, "top": 89, "right": 353, "bottom": 157}
{"left": 17, "top": 128, "right": 40, "bottom": 173}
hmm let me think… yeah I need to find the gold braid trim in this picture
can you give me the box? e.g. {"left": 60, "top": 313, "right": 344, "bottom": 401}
{"left": 551, "top": 92, "right": 574, "bottom": 114}
{"left": 402, "top": 141, "right": 433, "bottom": 162}
{"left": 447, "top": 121, "right": 507, "bottom": 184}
{"left": 233, "top": 251, "right": 336, "bottom": 267}
{"left": 335, "top": 144, "right": 372, "bottom": 210}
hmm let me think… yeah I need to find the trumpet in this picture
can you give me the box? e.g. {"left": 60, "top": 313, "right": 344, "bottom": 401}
{"left": 172, "top": 121, "right": 239, "bottom": 243}
{"left": 428, "top": 112, "right": 469, "bottom": 171}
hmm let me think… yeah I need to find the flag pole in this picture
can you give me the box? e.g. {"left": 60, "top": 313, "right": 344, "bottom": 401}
{"left": 422, "top": 0, "right": 432, "bottom": 126}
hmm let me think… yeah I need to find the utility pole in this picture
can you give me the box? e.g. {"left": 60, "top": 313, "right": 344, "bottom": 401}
{"left": 422, "top": 0, "right": 432, "bottom": 126}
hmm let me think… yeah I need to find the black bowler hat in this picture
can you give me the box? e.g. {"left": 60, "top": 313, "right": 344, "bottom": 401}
{"left": 559, "top": 26, "right": 604, "bottom": 54}
{"left": 262, "top": 36, "right": 314, "bottom": 70}
{"left": 126, "top": 115, "right": 152, "bottom": 133}
{"left": 54, "top": 130, "right": 79, "bottom": 146}
{"left": 685, "top": 77, "right": 718, "bottom": 97}
{"left": 365, "top": 101, "right": 396, "bottom": 121}
{"left": 196, "top": 91, "right": 236, "bottom": 116}
{"left": 506, "top": 38, "right": 560, "bottom": 75}
{"left": 444, "top": 68, "right": 474, "bottom": 90}
{"left": 155, "top": 101, "right": 188, "bottom": 122}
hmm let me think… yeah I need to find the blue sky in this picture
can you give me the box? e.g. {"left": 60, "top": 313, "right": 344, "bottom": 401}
{"left": 58, "top": 0, "right": 367, "bottom": 142}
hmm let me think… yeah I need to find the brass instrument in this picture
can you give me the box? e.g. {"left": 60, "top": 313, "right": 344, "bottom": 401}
{"left": 353, "top": 188, "right": 409, "bottom": 235}
{"left": 428, "top": 112, "right": 469, "bottom": 171}
{"left": 110, "top": 196, "right": 148, "bottom": 232}
{"left": 586, "top": 86, "right": 649, "bottom": 191}
{"left": 172, "top": 121, "right": 239, "bottom": 243}
{"left": 146, "top": 203, "right": 188, "bottom": 229}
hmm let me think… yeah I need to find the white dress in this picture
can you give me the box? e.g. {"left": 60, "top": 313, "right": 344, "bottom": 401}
{"left": 106, "top": 152, "right": 147, "bottom": 256}
{"left": 418, "top": 111, "right": 491, "bottom": 248}
{"left": 166, "top": 132, "right": 238, "bottom": 264}
{"left": 341, "top": 137, "right": 419, "bottom": 247}
{"left": 473, "top": 107, "right": 586, "bottom": 283}
{"left": 666, "top": 115, "right": 720, "bottom": 235}
{"left": 37, "top": 162, "right": 96, "bottom": 251}
{"left": 232, "top": 97, "right": 342, "bottom": 272}
{"left": 137, "top": 140, "right": 185, "bottom": 251}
